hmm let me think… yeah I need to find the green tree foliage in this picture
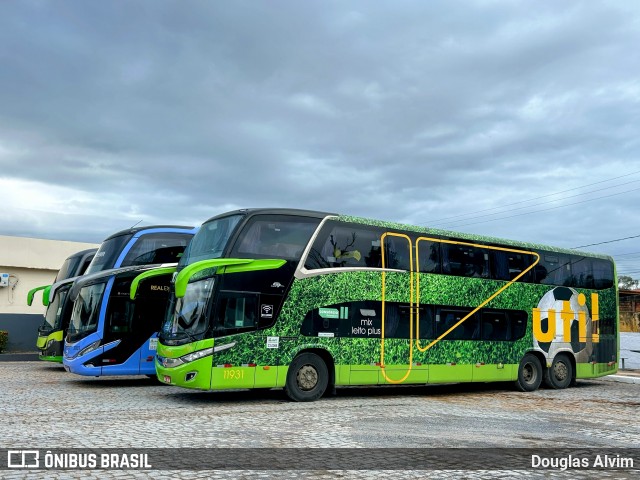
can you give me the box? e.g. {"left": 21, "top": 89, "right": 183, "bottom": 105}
{"left": 618, "top": 275, "right": 639, "bottom": 290}
{"left": 0, "top": 331, "right": 7, "bottom": 353}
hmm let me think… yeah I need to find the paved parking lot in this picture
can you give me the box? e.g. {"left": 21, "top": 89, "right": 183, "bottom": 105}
{"left": 1, "top": 361, "right": 639, "bottom": 479}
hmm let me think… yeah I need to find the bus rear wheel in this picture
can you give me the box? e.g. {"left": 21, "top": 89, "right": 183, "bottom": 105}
{"left": 543, "top": 354, "right": 573, "bottom": 389}
{"left": 515, "top": 354, "right": 542, "bottom": 392}
{"left": 285, "top": 353, "right": 328, "bottom": 402}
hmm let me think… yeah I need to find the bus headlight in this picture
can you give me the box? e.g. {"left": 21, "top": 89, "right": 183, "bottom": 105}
{"left": 181, "top": 347, "right": 214, "bottom": 363}
{"left": 157, "top": 356, "right": 184, "bottom": 368}
{"left": 157, "top": 347, "right": 214, "bottom": 368}
{"left": 78, "top": 340, "right": 101, "bottom": 357}
{"left": 66, "top": 340, "right": 102, "bottom": 360}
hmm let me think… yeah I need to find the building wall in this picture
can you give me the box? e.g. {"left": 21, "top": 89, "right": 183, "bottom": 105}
{"left": 620, "top": 291, "right": 640, "bottom": 333}
{"left": 0, "top": 235, "right": 99, "bottom": 352}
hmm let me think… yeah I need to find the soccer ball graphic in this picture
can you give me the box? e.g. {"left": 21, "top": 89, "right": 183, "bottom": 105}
{"left": 533, "top": 286, "right": 593, "bottom": 363}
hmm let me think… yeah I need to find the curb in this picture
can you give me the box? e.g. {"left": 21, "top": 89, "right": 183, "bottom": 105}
{"left": 601, "top": 374, "right": 640, "bottom": 384}
{"left": 0, "top": 353, "right": 39, "bottom": 362}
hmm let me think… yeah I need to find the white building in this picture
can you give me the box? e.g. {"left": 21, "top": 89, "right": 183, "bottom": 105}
{"left": 0, "top": 235, "right": 99, "bottom": 352}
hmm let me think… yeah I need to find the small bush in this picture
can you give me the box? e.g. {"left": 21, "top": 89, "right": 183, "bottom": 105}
{"left": 0, "top": 330, "right": 8, "bottom": 353}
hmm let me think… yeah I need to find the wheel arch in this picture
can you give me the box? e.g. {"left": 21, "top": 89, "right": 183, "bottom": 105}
{"left": 524, "top": 349, "right": 547, "bottom": 370}
{"left": 291, "top": 347, "right": 335, "bottom": 394}
{"left": 548, "top": 350, "right": 577, "bottom": 380}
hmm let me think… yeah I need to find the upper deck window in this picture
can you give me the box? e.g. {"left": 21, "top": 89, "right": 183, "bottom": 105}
{"left": 86, "top": 235, "right": 131, "bottom": 274}
{"left": 231, "top": 215, "right": 320, "bottom": 261}
{"left": 302, "top": 220, "right": 614, "bottom": 290}
{"left": 122, "top": 233, "right": 192, "bottom": 266}
{"left": 441, "top": 244, "right": 490, "bottom": 278}
{"left": 181, "top": 214, "right": 243, "bottom": 265}
{"left": 305, "top": 221, "right": 392, "bottom": 270}
{"left": 55, "top": 256, "right": 83, "bottom": 282}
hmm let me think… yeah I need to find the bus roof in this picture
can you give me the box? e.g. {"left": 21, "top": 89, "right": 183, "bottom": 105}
{"left": 101, "top": 225, "right": 196, "bottom": 241}
{"left": 335, "top": 213, "right": 614, "bottom": 261}
{"left": 200, "top": 208, "right": 612, "bottom": 262}
{"left": 202, "top": 208, "right": 335, "bottom": 224}
{"left": 66, "top": 248, "right": 98, "bottom": 259}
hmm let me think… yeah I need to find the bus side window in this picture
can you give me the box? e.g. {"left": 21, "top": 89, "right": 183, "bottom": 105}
{"left": 442, "top": 244, "right": 489, "bottom": 279}
{"left": 417, "top": 240, "right": 441, "bottom": 274}
{"left": 436, "top": 308, "right": 477, "bottom": 340}
{"left": 382, "top": 236, "right": 411, "bottom": 271}
{"left": 108, "top": 303, "right": 133, "bottom": 334}
{"left": 492, "top": 251, "right": 534, "bottom": 282}
{"left": 216, "top": 293, "right": 258, "bottom": 331}
{"left": 386, "top": 302, "right": 420, "bottom": 338}
{"left": 591, "top": 259, "right": 614, "bottom": 289}
{"left": 570, "top": 256, "right": 594, "bottom": 288}
{"left": 535, "top": 253, "right": 572, "bottom": 286}
{"left": 300, "top": 301, "right": 376, "bottom": 337}
{"left": 417, "top": 304, "right": 434, "bottom": 339}
{"left": 509, "top": 311, "right": 527, "bottom": 341}
{"left": 491, "top": 251, "right": 510, "bottom": 281}
{"left": 304, "top": 222, "right": 384, "bottom": 269}
{"left": 481, "top": 311, "right": 508, "bottom": 341}
{"left": 384, "top": 303, "right": 432, "bottom": 339}
{"left": 510, "top": 253, "right": 534, "bottom": 281}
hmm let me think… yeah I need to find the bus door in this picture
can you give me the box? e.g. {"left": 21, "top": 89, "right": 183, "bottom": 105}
{"left": 101, "top": 282, "right": 141, "bottom": 375}
{"left": 209, "top": 291, "right": 259, "bottom": 390}
{"left": 378, "top": 233, "right": 428, "bottom": 385}
{"left": 102, "top": 277, "right": 167, "bottom": 375}
{"left": 133, "top": 280, "right": 172, "bottom": 375}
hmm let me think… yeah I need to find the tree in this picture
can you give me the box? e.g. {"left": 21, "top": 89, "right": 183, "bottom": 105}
{"left": 618, "top": 275, "right": 639, "bottom": 290}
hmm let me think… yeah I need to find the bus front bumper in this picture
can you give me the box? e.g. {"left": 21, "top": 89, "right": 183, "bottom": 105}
{"left": 36, "top": 331, "right": 64, "bottom": 363}
{"left": 156, "top": 355, "right": 213, "bottom": 390}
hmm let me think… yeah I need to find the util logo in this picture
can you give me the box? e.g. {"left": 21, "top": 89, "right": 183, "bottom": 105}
{"left": 532, "top": 292, "right": 599, "bottom": 343}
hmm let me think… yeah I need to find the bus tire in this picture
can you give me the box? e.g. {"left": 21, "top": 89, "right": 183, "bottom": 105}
{"left": 285, "top": 353, "right": 328, "bottom": 402}
{"left": 543, "top": 354, "right": 573, "bottom": 389}
{"left": 515, "top": 354, "right": 542, "bottom": 392}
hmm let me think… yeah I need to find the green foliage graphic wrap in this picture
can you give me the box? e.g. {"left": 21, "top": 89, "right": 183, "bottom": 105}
{"left": 208, "top": 269, "right": 617, "bottom": 370}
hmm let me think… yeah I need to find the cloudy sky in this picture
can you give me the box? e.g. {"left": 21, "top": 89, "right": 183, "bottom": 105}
{"left": 1, "top": 1, "right": 640, "bottom": 276}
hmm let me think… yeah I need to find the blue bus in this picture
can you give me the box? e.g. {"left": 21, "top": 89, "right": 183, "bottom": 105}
{"left": 28, "top": 248, "right": 97, "bottom": 362}
{"left": 63, "top": 225, "right": 197, "bottom": 376}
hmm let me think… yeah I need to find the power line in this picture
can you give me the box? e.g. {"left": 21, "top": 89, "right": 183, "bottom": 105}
{"left": 574, "top": 233, "right": 640, "bottom": 249}
{"left": 434, "top": 179, "right": 640, "bottom": 228}
{"left": 422, "top": 169, "right": 640, "bottom": 225}
{"left": 437, "top": 185, "right": 640, "bottom": 230}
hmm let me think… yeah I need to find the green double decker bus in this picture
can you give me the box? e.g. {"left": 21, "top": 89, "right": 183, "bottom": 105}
{"left": 147, "top": 208, "right": 617, "bottom": 401}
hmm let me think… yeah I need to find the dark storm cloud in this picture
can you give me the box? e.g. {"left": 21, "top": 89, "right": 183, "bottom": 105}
{"left": 1, "top": 1, "right": 639, "bottom": 273}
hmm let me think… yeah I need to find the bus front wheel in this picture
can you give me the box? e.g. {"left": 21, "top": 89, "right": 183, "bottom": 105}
{"left": 515, "top": 354, "right": 542, "bottom": 392}
{"left": 543, "top": 354, "right": 573, "bottom": 389}
{"left": 285, "top": 353, "right": 328, "bottom": 402}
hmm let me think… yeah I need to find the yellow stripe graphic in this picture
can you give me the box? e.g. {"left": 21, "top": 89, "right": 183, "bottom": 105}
{"left": 380, "top": 233, "right": 540, "bottom": 384}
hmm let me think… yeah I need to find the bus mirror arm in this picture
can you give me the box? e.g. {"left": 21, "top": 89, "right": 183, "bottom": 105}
{"left": 175, "top": 258, "right": 287, "bottom": 298}
{"left": 130, "top": 266, "right": 177, "bottom": 300}
{"left": 27, "top": 285, "right": 51, "bottom": 306}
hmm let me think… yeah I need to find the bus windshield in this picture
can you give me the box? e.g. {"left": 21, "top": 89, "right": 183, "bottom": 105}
{"left": 67, "top": 282, "right": 107, "bottom": 342}
{"left": 39, "top": 286, "right": 70, "bottom": 333}
{"left": 85, "top": 235, "right": 132, "bottom": 274}
{"left": 179, "top": 215, "right": 243, "bottom": 267}
{"left": 162, "top": 214, "right": 322, "bottom": 342}
{"left": 54, "top": 257, "right": 83, "bottom": 283}
{"left": 121, "top": 233, "right": 192, "bottom": 266}
{"left": 161, "top": 278, "right": 215, "bottom": 340}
